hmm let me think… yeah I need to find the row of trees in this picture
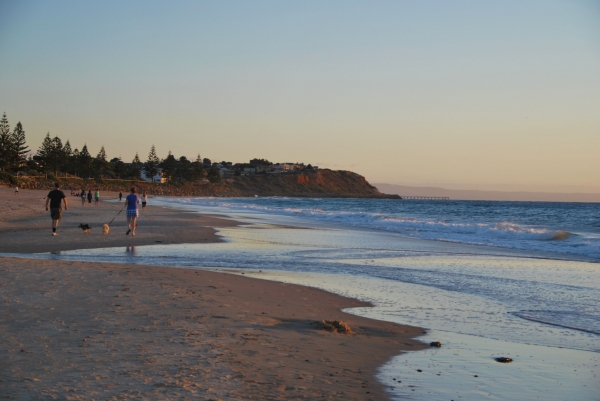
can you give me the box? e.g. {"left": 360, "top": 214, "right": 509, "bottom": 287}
{"left": 34, "top": 132, "right": 142, "bottom": 179}
{"left": 157, "top": 150, "right": 207, "bottom": 183}
{"left": 0, "top": 112, "right": 212, "bottom": 182}
{"left": 35, "top": 134, "right": 209, "bottom": 182}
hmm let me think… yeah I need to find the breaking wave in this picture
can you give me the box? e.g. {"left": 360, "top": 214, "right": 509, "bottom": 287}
{"left": 172, "top": 197, "right": 600, "bottom": 261}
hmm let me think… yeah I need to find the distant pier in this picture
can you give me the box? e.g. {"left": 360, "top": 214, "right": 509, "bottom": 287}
{"left": 401, "top": 196, "right": 450, "bottom": 200}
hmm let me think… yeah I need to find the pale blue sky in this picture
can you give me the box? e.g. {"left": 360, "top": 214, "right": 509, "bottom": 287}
{"left": 1, "top": 1, "right": 599, "bottom": 191}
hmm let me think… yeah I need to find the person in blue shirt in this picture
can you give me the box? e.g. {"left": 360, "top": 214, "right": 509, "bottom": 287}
{"left": 124, "top": 187, "right": 140, "bottom": 236}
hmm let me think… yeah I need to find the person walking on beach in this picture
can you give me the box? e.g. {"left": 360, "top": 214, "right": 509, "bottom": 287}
{"left": 118, "top": 191, "right": 123, "bottom": 202}
{"left": 45, "top": 182, "right": 68, "bottom": 236}
{"left": 81, "top": 189, "right": 86, "bottom": 206}
{"left": 94, "top": 188, "right": 100, "bottom": 206}
{"left": 125, "top": 187, "right": 140, "bottom": 236}
{"left": 141, "top": 191, "right": 148, "bottom": 211}
{"left": 87, "top": 190, "right": 92, "bottom": 205}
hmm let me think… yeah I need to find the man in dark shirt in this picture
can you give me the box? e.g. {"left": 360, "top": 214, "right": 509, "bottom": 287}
{"left": 45, "top": 183, "right": 68, "bottom": 236}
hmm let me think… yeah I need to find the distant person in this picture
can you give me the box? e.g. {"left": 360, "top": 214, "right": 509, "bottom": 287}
{"left": 81, "top": 190, "right": 86, "bottom": 205}
{"left": 94, "top": 188, "right": 100, "bottom": 206}
{"left": 15, "top": 186, "right": 18, "bottom": 194}
{"left": 45, "top": 182, "right": 68, "bottom": 236}
{"left": 142, "top": 191, "right": 148, "bottom": 211}
{"left": 118, "top": 191, "right": 123, "bottom": 202}
{"left": 87, "top": 190, "right": 92, "bottom": 205}
{"left": 125, "top": 187, "right": 140, "bottom": 236}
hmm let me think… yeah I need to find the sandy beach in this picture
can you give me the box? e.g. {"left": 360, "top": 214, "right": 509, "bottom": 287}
{"left": 0, "top": 187, "right": 238, "bottom": 254}
{"left": 0, "top": 186, "right": 425, "bottom": 400}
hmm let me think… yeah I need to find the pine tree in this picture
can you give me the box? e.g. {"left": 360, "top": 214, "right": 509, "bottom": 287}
{"left": 10, "top": 122, "right": 28, "bottom": 171}
{"left": 94, "top": 146, "right": 110, "bottom": 177}
{"left": 49, "top": 136, "right": 63, "bottom": 176}
{"left": 79, "top": 144, "right": 92, "bottom": 178}
{"left": 190, "top": 154, "right": 204, "bottom": 181}
{"left": 36, "top": 133, "right": 54, "bottom": 178}
{"left": 0, "top": 112, "right": 12, "bottom": 171}
{"left": 145, "top": 145, "right": 160, "bottom": 182}
{"left": 97, "top": 146, "right": 107, "bottom": 161}
{"left": 71, "top": 147, "right": 80, "bottom": 177}
{"left": 63, "top": 139, "right": 73, "bottom": 177}
{"left": 130, "top": 153, "right": 142, "bottom": 179}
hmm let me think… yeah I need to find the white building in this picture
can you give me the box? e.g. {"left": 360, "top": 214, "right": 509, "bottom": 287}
{"left": 272, "top": 163, "right": 297, "bottom": 173}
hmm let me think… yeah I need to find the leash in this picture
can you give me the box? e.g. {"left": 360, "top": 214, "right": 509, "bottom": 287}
{"left": 107, "top": 204, "right": 126, "bottom": 226}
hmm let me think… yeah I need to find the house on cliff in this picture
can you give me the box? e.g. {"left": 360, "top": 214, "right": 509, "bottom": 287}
{"left": 272, "top": 163, "right": 305, "bottom": 172}
{"left": 219, "top": 168, "right": 235, "bottom": 178}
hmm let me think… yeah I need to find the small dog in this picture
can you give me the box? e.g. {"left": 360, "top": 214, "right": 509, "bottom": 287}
{"left": 102, "top": 224, "right": 110, "bottom": 235}
{"left": 78, "top": 223, "right": 91, "bottom": 233}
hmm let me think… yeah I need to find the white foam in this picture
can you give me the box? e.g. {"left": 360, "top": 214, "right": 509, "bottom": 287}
{"left": 170, "top": 197, "right": 600, "bottom": 261}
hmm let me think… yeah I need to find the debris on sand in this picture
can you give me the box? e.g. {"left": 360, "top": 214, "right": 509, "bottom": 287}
{"left": 429, "top": 341, "right": 442, "bottom": 347}
{"left": 318, "top": 320, "right": 352, "bottom": 333}
{"left": 495, "top": 357, "right": 513, "bottom": 363}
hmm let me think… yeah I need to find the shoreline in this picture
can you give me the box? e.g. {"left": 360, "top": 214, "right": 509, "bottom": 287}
{"left": 0, "top": 258, "right": 426, "bottom": 400}
{"left": 0, "top": 186, "right": 426, "bottom": 400}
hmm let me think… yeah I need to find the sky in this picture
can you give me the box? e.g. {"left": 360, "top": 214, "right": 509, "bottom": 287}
{"left": 1, "top": 0, "right": 599, "bottom": 192}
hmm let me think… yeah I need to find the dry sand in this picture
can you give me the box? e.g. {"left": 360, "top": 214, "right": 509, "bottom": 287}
{"left": 0, "top": 186, "right": 425, "bottom": 400}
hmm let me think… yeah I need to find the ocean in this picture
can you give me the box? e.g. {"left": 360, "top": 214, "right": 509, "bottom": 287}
{"left": 171, "top": 197, "right": 600, "bottom": 262}
{"left": 16, "top": 197, "right": 600, "bottom": 400}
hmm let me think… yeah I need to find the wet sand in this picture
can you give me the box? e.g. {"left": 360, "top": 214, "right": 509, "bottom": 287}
{"left": 0, "top": 186, "right": 425, "bottom": 400}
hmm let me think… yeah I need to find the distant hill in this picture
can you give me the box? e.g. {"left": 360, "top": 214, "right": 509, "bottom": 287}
{"left": 375, "top": 183, "right": 600, "bottom": 203}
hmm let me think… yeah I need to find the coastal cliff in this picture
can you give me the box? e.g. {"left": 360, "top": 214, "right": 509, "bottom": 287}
{"left": 226, "top": 169, "right": 396, "bottom": 198}
{"left": 7, "top": 169, "right": 399, "bottom": 198}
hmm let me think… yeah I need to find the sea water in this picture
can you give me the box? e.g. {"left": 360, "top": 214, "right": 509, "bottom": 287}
{"left": 10, "top": 197, "right": 600, "bottom": 400}
{"left": 167, "top": 197, "right": 600, "bottom": 261}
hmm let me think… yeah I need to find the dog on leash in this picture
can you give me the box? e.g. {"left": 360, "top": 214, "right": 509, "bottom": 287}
{"left": 102, "top": 224, "right": 110, "bottom": 235}
{"left": 78, "top": 223, "right": 91, "bottom": 233}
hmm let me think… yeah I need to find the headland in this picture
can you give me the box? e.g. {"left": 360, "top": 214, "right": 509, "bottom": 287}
{"left": 6, "top": 169, "right": 400, "bottom": 198}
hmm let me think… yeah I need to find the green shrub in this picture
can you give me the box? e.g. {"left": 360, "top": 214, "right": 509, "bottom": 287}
{"left": 0, "top": 171, "right": 18, "bottom": 185}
